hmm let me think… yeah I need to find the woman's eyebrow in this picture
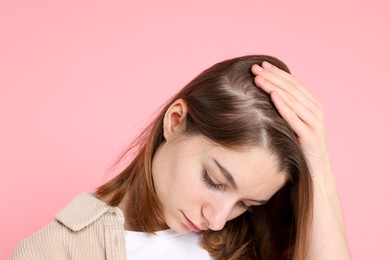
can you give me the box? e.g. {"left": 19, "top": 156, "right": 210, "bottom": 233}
{"left": 212, "top": 158, "right": 269, "bottom": 204}
{"left": 212, "top": 158, "right": 238, "bottom": 189}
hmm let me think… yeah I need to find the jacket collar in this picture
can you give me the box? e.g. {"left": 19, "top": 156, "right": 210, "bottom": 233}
{"left": 55, "top": 192, "right": 125, "bottom": 232}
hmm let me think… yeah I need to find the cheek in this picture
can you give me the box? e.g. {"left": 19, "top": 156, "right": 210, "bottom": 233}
{"left": 169, "top": 166, "right": 206, "bottom": 202}
{"left": 173, "top": 162, "right": 205, "bottom": 191}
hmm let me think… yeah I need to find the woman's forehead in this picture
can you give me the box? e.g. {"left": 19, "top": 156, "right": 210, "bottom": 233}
{"left": 175, "top": 133, "right": 284, "bottom": 176}
{"left": 204, "top": 142, "right": 287, "bottom": 194}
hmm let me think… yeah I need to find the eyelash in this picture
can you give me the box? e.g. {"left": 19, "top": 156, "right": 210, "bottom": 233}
{"left": 202, "top": 170, "right": 223, "bottom": 190}
{"left": 202, "top": 170, "right": 252, "bottom": 212}
{"left": 239, "top": 201, "right": 252, "bottom": 212}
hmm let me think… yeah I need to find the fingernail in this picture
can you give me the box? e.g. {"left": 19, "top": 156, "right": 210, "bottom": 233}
{"left": 262, "top": 61, "right": 272, "bottom": 69}
{"left": 256, "top": 65, "right": 263, "bottom": 73}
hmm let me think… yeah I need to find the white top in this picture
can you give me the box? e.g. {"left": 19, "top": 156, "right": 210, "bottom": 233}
{"left": 125, "top": 229, "right": 211, "bottom": 259}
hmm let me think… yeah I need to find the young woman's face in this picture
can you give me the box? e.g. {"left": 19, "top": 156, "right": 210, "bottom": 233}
{"left": 152, "top": 132, "right": 287, "bottom": 233}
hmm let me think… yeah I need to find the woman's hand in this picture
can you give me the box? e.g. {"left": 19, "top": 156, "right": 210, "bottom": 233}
{"left": 251, "top": 61, "right": 331, "bottom": 177}
{"left": 251, "top": 61, "right": 351, "bottom": 259}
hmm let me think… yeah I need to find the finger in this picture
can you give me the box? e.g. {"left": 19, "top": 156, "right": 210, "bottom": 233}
{"left": 252, "top": 63, "right": 295, "bottom": 86}
{"left": 253, "top": 66, "right": 323, "bottom": 121}
{"left": 259, "top": 64, "right": 320, "bottom": 112}
{"left": 269, "top": 91, "right": 309, "bottom": 138}
{"left": 257, "top": 76, "right": 322, "bottom": 128}
{"left": 255, "top": 62, "right": 316, "bottom": 103}
{"left": 252, "top": 63, "right": 322, "bottom": 111}
{"left": 262, "top": 61, "right": 323, "bottom": 110}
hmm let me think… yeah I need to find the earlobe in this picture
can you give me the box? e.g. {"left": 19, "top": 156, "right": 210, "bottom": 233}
{"left": 163, "top": 99, "right": 188, "bottom": 140}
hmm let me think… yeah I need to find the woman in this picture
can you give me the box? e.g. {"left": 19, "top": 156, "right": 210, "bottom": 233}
{"left": 10, "top": 55, "right": 350, "bottom": 259}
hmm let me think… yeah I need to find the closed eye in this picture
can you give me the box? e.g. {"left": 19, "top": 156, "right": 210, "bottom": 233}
{"left": 203, "top": 169, "right": 254, "bottom": 213}
{"left": 202, "top": 170, "right": 223, "bottom": 190}
{"left": 238, "top": 201, "right": 253, "bottom": 212}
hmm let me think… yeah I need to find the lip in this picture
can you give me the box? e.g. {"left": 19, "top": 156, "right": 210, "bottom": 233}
{"left": 181, "top": 211, "right": 202, "bottom": 233}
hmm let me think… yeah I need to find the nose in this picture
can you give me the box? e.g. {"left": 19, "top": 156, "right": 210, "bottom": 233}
{"left": 202, "top": 199, "right": 235, "bottom": 231}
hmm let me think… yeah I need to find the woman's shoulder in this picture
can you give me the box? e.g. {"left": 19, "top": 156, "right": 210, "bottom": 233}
{"left": 9, "top": 220, "right": 68, "bottom": 259}
{"left": 9, "top": 192, "right": 125, "bottom": 260}
{"left": 54, "top": 192, "right": 124, "bottom": 231}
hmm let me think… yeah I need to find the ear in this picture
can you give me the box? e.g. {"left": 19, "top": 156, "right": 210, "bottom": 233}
{"left": 163, "top": 98, "right": 188, "bottom": 140}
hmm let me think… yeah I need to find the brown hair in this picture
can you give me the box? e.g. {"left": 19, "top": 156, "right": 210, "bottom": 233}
{"left": 95, "top": 55, "right": 313, "bottom": 259}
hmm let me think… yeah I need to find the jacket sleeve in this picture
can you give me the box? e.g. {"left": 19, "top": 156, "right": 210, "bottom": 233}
{"left": 9, "top": 221, "right": 69, "bottom": 260}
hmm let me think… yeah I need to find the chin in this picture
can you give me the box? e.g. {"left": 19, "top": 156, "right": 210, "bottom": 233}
{"left": 169, "top": 221, "right": 191, "bottom": 234}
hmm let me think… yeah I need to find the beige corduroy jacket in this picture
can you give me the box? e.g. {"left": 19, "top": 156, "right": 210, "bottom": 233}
{"left": 9, "top": 192, "right": 127, "bottom": 260}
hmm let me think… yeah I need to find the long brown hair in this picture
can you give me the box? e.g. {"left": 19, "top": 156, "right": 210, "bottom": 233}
{"left": 95, "top": 55, "right": 313, "bottom": 259}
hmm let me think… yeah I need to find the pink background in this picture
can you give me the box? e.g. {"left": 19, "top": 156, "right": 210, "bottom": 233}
{"left": 1, "top": 0, "right": 389, "bottom": 258}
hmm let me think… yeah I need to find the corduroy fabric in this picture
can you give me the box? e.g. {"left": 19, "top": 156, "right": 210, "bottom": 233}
{"left": 9, "top": 192, "right": 126, "bottom": 260}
